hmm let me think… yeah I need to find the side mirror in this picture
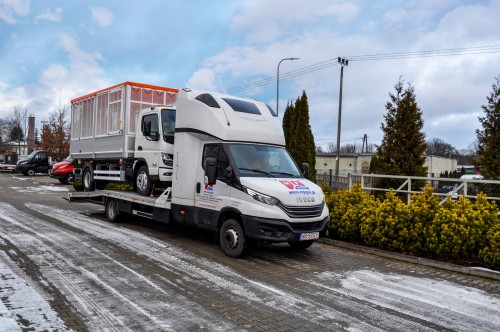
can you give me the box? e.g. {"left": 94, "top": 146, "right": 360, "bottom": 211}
{"left": 301, "top": 163, "right": 309, "bottom": 179}
{"left": 205, "top": 157, "right": 217, "bottom": 185}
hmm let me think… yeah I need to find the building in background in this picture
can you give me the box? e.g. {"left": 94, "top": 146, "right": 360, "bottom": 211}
{"left": 315, "top": 153, "right": 457, "bottom": 178}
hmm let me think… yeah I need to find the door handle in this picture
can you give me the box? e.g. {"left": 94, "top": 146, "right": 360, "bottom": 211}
{"left": 138, "top": 146, "right": 143, "bottom": 151}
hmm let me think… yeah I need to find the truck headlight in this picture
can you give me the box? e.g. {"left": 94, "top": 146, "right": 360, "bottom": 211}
{"left": 244, "top": 187, "right": 279, "bottom": 205}
{"left": 161, "top": 153, "right": 173, "bottom": 167}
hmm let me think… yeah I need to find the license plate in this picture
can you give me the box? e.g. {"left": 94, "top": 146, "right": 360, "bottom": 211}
{"left": 299, "top": 232, "right": 319, "bottom": 241}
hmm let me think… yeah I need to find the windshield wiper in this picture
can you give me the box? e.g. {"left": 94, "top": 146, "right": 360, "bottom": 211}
{"left": 270, "top": 171, "right": 299, "bottom": 178}
{"left": 239, "top": 168, "right": 274, "bottom": 178}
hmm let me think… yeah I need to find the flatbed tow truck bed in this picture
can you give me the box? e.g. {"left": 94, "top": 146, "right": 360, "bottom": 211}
{"left": 67, "top": 188, "right": 172, "bottom": 221}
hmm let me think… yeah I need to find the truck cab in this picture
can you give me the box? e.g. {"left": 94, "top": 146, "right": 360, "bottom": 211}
{"left": 170, "top": 89, "right": 329, "bottom": 257}
{"left": 132, "top": 106, "right": 176, "bottom": 195}
{"left": 15, "top": 150, "right": 50, "bottom": 176}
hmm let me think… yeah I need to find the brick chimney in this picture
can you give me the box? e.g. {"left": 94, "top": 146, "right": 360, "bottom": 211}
{"left": 27, "top": 116, "right": 35, "bottom": 153}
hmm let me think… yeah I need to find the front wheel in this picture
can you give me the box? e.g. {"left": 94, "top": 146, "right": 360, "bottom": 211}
{"left": 288, "top": 240, "right": 314, "bottom": 250}
{"left": 26, "top": 168, "right": 36, "bottom": 176}
{"left": 135, "top": 165, "right": 152, "bottom": 196}
{"left": 219, "top": 219, "right": 245, "bottom": 258}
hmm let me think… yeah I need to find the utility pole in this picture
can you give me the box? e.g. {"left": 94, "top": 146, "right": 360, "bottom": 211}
{"left": 335, "top": 57, "right": 348, "bottom": 185}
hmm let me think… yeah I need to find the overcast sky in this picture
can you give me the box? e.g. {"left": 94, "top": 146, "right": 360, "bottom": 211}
{"left": 0, "top": 0, "right": 499, "bottom": 150}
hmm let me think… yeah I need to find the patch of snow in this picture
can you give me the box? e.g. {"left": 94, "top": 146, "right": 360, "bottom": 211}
{"left": 0, "top": 252, "right": 69, "bottom": 332}
{"left": 9, "top": 186, "right": 68, "bottom": 193}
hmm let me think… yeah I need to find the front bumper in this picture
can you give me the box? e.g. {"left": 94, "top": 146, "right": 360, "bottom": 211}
{"left": 50, "top": 171, "right": 69, "bottom": 180}
{"left": 242, "top": 215, "right": 329, "bottom": 243}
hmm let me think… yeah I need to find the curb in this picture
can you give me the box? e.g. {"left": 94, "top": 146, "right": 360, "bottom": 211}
{"left": 318, "top": 238, "right": 500, "bottom": 281}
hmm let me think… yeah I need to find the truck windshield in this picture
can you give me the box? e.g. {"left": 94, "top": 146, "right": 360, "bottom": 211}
{"left": 228, "top": 144, "right": 302, "bottom": 178}
{"left": 161, "top": 108, "right": 176, "bottom": 144}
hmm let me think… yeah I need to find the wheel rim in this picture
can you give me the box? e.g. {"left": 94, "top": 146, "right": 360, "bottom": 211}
{"left": 136, "top": 171, "right": 148, "bottom": 192}
{"left": 68, "top": 174, "right": 75, "bottom": 184}
{"left": 108, "top": 200, "right": 117, "bottom": 219}
{"left": 84, "top": 171, "right": 91, "bottom": 188}
{"left": 224, "top": 228, "right": 239, "bottom": 249}
{"left": 28, "top": 169, "right": 35, "bottom": 176}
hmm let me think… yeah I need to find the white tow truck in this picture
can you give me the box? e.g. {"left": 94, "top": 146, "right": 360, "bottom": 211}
{"left": 68, "top": 87, "right": 329, "bottom": 257}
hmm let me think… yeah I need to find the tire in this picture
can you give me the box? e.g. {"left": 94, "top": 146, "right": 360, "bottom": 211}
{"left": 83, "top": 167, "right": 95, "bottom": 191}
{"left": 219, "top": 219, "right": 245, "bottom": 258}
{"left": 26, "top": 168, "right": 36, "bottom": 176}
{"left": 66, "top": 173, "right": 75, "bottom": 185}
{"left": 288, "top": 240, "right": 314, "bottom": 250}
{"left": 135, "top": 165, "right": 152, "bottom": 196}
{"left": 105, "top": 198, "right": 120, "bottom": 222}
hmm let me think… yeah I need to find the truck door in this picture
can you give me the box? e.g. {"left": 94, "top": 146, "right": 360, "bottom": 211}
{"left": 194, "top": 143, "right": 231, "bottom": 229}
{"left": 35, "top": 151, "right": 49, "bottom": 173}
{"left": 135, "top": 112, "right": 161, "bottom": 175}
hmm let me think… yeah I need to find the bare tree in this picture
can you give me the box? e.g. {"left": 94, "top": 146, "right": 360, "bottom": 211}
{"left": 6, "top": 106, "right": 29, "bottom": 155}
{"left": 40, "top": 105, "right": 71, "bottom": 161}
{"left": 426, "top": 138, "right": 458, "bottom": 157}
{"left": 327, "top": 143, "right": 374, "bottom": 154}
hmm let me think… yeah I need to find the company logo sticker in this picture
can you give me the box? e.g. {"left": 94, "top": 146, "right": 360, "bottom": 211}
{"left": 279, "top": 180, "right": 316, "bottom": 196}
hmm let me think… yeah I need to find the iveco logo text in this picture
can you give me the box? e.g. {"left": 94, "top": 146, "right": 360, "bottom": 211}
{"left": 296, "top": 197, "right": 315, "bottom": 203}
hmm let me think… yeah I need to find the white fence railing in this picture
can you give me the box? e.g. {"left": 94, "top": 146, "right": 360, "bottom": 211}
{"left": 316, "top": 173, "right": 500, "bottom": 205}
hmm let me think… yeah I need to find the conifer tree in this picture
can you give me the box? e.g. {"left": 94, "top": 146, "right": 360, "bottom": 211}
{"left": 374, "top": 78, "right": 427, "bottom": 188}
{"left": 283, "top": 91, "right": 317, "bottom": 182}
{"left": 476, "top": 76, "right": 500, "bottom": 179}
{"left": 282, "top": 101, "right": 294, "bottom": 148}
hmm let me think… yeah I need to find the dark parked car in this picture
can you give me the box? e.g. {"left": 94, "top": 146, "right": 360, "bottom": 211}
{"left": 15, "top": 150, "right": 51, "bottom": 176}
{"left": 50, "top": 156, "right": 75, "bottom": 184}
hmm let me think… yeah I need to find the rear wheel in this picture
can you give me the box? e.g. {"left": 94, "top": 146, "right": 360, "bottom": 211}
{"left": 219, "top": 219, "right": 245, "bottom": 258}
{"left": 288, "top": 240, "right": 314, "bottom": 250}
{"left": 83, "top": 167, "right": 95, "bottom": 191}
{"left": 135, "top": 165, "right": 152, "bottom": 196}
{"left": 105, "top": 198, "right": 120, "bottom": 222}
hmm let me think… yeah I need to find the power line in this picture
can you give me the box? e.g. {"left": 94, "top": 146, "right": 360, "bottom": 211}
{"left": 220, "top": 44, "right": 500, "bottom": 95}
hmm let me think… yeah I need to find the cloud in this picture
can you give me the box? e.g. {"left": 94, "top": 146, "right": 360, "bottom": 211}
{"left": 90, "top": 6, "right": 114, "bottom": 27}
{"left": 231, "top": 0, "right": 359, "bottom": 43}
{"left": 187, "top": 0, "right": 500, "bottom": 150}
{"left": 187, "top": 68, "right": 216, "bottom": 91}
{"left": 35, "top": 7, "right": 62, "bottom": 22}
{"left": 0, "top": 0, "right": 30, "bottom": 24}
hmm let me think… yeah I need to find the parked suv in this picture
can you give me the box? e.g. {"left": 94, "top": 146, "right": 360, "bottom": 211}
{"left": 50, "top": 156, "right": 75, "bottom": 184}
{"left": 15, "top": 150, "right": 50, "bottom": 176}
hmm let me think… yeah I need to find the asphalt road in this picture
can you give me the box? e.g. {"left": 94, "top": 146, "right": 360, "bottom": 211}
{"left": 0, "top": 172, "right": 499, "bottom": 332}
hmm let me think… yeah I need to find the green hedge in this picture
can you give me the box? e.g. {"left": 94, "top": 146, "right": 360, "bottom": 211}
{"left": 325, "top": 184, "right": 500, "bottom": 270}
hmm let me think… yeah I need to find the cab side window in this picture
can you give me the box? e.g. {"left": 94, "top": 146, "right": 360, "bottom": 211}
{"left": 142, "top": 114, "right": 159, "bottom": 137}
{"left": 203, "top": 144, "right": 230, "bottom": 183}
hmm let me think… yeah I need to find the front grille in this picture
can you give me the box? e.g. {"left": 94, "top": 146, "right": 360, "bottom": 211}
{"left": 277, "top": 201, "right": 325, "bottom": 219}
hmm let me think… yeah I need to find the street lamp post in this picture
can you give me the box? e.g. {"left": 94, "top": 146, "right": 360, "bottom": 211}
{"left": 276, "top": 57, "right": 299, "bottom": 117}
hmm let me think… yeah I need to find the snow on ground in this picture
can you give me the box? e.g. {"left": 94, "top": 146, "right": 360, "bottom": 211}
{"left": 25, "top": 202, "right": 500, "bottom": 331}
{"left": 1, "top": 198, "right": 499, "bottom": 331}
{"left": 9, "top": 186, "right": 69, "bottom": 193}
{"left": 308, "top": 270, "right": 500, "bottom": 331}
{"left": 0, "top": 252, "right": 69, "bottom": 332}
